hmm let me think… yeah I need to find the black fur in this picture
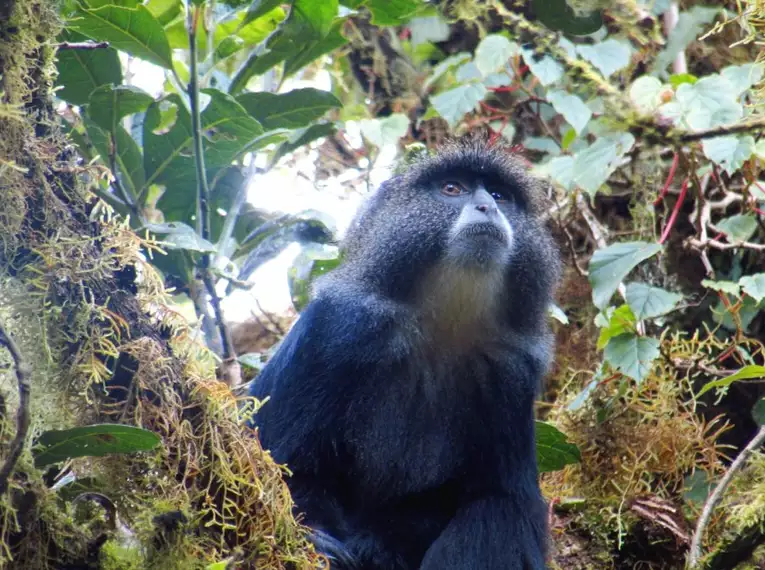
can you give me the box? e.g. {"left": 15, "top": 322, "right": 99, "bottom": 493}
{"left": 249, "top": 136, "right": 560, "bottom": 569}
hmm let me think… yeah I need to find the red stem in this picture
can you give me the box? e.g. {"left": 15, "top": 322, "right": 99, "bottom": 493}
{"left": 659, "top": 177, "right": 690, "bottom": 245}
{"left": 653, "top": 152, "right": 679, "bottom": 206}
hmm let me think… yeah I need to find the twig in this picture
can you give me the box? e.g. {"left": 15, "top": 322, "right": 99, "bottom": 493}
{"left": 187, "top": 4, "right": 239, "bottom": 385}
{"left": 686, "top": 237, "right": 765, "bottom": 252}
{"left": 0, "top": 321, "right": 31, "bottom": 495}
{"left": 56, "top": 41, "right": 110, "bottom": 50}
{"left": 673, "top": 119, "right": 765, "bottom": 144}
{"left": 689, "top": 425, "right": 765, "bottom": 568}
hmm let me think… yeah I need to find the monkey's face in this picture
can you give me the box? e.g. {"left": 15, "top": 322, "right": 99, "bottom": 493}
{"left": 431, "top": 176, "right": 515, "bottom": 271}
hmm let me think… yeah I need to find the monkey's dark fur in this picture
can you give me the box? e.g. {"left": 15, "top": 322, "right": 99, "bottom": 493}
{"left": 250, "top": 136, "right": 560, "bottom": 569}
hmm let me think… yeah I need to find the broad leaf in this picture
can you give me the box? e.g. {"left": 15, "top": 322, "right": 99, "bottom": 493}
{"left": 604, "top": 333, "right": 660, "bottom": 384}
{"left": 520, "top": 48, "right": 564, "bottom": 86}
{"left": 597, "top": 305, "right": 637, "bottom": 350}
{"left": 702, "top": 135, "right": 755, "bottom": 176}
{"left": 572, "top": 133, "right": 635, "bottom": 196}
{"left": 625, "top": 282, "right": 683, "bottom": 320}
{"left": 366, "top": 0, "right": 421, "bottom": 26}
{"left": 715, "top": 213, "right": 758, "bottom": 242}
{"left": 576, "top": 39, "right": 632, "bottom": 78}
{"left": 547, "top": 90, "right": 591, "bottom": 135}
{"left": 55, "top": 30, "right": 122, "bottom": 105}
{"left": 271, "top": 122, "right": 336, "bottom": 165}
{"left": 360, "top": 114, "right": 410, "bottom": 147}
{"left": 431, "top": 83, "right": 487, "bottom": 127}
{"left": 532, "top": 0, "right": 602, "bottom": 35}
{"left": 629, "top": 76, "right": 664, "bottom": 114}
{"left": 145, "top": 0, "right": 180, "bottom": 25}
{"left": 697, "top": 365, "right": 765, "bottom": 397}
{"left": 535, "top": 421, "right": 581, "bottom": 473}
{"left": 240, "top": 0, "right": 283, "bottom": 29}
{"left": 236, "top": 88, "right": 341, "bottom": 129}
{"left": 85, "top": 116, "right": 146, "bottom": 200}
{"left": 701, "top": 279, "right": 741, "bottom": 296}
{"left": 589, "top": 241, "right": 663, "bottom": 309}
{"left": 67, "top": 3, "right": 174, "bottom": 69}
{"left": 474, "top": 35, "right": 518, "bottom": 76}
{"left": 34, "top": 424, "right": 161, "bottom": 467}
{"left": 721, "top": 63, "right": 765, "bottom": 96}
{"left": 87, "top": 84, "right": 154, "bottom": 132}
{"left": 740, "top": 274, "right": 765, "bottom": 303}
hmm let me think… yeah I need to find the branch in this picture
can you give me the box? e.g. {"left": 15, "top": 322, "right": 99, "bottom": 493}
{"left": 673, "top": 119, "right": 765, "bottom": 144}
{"left": 56, "top": 41, "right": 110, "bottom": 50}
{"left": 187, "top": 4, "right": 239, "bottom": 386}
{"left": 0, "top": 321, "right": 31, "bottom": 495}
{"left": 689, "top": 425, "right": 765, "bottom": 568}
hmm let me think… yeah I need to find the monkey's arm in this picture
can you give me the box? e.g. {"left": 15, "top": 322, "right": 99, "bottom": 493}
{"left": 249, "top": 292, "right": 400, "bottom": 473}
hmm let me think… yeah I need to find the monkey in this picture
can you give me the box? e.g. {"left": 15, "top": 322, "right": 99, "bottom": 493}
{"left": 248, "top": 135, "right": 560, "bottom": 569}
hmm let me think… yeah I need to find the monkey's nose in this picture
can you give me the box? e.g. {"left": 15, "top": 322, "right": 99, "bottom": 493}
{"left": 475, "top": 204, "right": 496, "bottom": 214}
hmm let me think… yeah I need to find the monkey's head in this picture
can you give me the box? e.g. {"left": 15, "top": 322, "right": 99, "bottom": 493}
{"left": 326, "top": 136, "right": 560, "bottom": 336}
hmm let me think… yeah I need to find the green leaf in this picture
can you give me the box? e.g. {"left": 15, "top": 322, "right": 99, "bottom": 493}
{"left": 653, "top": 6, "right": 720, "bottom": 74}
{"left": 672, "top": 76, "right": 741, "bottom": 130}
{"left": 34, "top": 424, "right": 161, "bottom": 468}
{"left": 697, "top": 365, "right": 765, "bottom": 397}
{"left": 668, "top": 73, "right": 698, "bottom": 88}
{"left": 55, "top": 30, "right": 122, "bottom": 105}
{"left": 628, "top": 76, "right": 663, "bottom": 114}
{"left": 87, "top": 84, "right": 154, "bottom": 132}
{"left": 283, "top": 19, "right": 347, "bottom": 77}
{"left": 702, "top": 135, "right": 755, "bottom": 176}
{"left": 589, "top": 241, "right": 663, "bottom": 310}
{"left": 576, "top": 39, "right": 633, "bottom": 78}
{"left": 366, "top": 0, "right": 421, "bottom": 26}
{"left": 625, "top": 282, "right": 683, "bottom": 320}
{"left": 474, "top": 34, "right": 518, "bottom": 76}
{"left": 271, "top": 122, "right": 336, "bottom": 165}
{"left": 715, "top": 213, "right": 758, "bottom": 242}
{"left": 535, "top": 421, "right": 581, "bottom": 473}
{"left": 145, "top": 0, "right": 180, "bottom": 25}
{"left": 145, "top": 222, "right": 217, "bottom": 252}
{"left": 603, "top": 333, "right": 660, "bottom": 383}
{"left": 67, "top": 3, "right": 174, "bottom": 69}
{"left": 720, "top": 62, "right": 765, "bottom": 96}
{"left": 572, "top": 133, "right": 635, "bottom": 196}
{"left": 408, "top": 15, "right": 450, "bottom": 47}
{"left": 740, "top": 274, "right": 765, "bottom": 303}
{"left": 293, "top": 0, "right": 338, "bottom": 37}
{"left": 360, "top": 113, "right": 410, "bottom": 147}
{"left": 431, "top": 83, "right": 487, "bottom": 127}
{"left": 597, "top": 305, "right": 637, "bottom": 350}
{"left": 532, "top": 0, "right": 602, "bottom": 36}
{"left": 701, "top": 279, "right": 741, "bottom": 296}
{"left": 236, "top": 88, "right": 341, "bottom": 129}
{"left": 84, "top": 116, "right": 146, "bottom": 199}
{"left": 240, "top": 0, "right": 283, "bottom": 29}
{"left": 423, "top": 52, "right": 471, "bottom": 91}
{"left": 547, "top": 90, "right": 591, "bottom": 135}
{"left": 520, "top": 48, "right": 563, "bottom": 86}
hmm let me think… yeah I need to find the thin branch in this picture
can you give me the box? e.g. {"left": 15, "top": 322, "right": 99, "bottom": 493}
{"left": 56, "top": 41, "right": 110, "bottom": 50}
{"left": 187, "top": 4, "right": 239, "bottom": 385}
{"left": 0, "top": 321, "right": 31, "bottom": 495}
{"left": 689, "top": 425, "right": 765, "bottom": 568}
{"left": 673, "top": 119, "right": 765, "bottom": 144}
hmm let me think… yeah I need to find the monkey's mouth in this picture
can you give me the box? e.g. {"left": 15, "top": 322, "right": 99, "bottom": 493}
{"left": 460, "top": 223, "right": 508, "bottom": 244}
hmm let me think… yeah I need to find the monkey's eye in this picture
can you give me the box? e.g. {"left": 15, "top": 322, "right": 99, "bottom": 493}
{"left": 441, "top": 182, "right": 467, "bottom": 197}
{"left": 490, "top": 191, "right": 508, "bottom": 203}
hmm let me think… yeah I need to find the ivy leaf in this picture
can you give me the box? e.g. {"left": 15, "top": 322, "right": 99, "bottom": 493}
{"left": 720, "top": 63, "right": 765, "bottom": 96}
{"left": 360, "top": 114, "right": 410, "bottom": 147}
{"left": 520, "top": 48, "right": 564, "bottom": 86}
{"left": 702, "top": 135, "right": 755, "bottom": 176}
{"left": 576, "top": 39, "right": 632, "bottom": 77}
{"left": 34, "top": 424, "right": 161, "bottom": 468}
{"left": 474, "top": 34, "right": 518, "bottom": 76}
{"left": 589, "top": 241, "right": 663, "bottom": 309}
{"left": 628, "top": 76, "right": 664, "bottom": 114}
{"left": 625, "top": 282, "right": 683, "bottom": 320}
{"left": 701, "top": 279, "right": 741, "bottom": 296}
{"left": 55, "top": 30, "right": 122, "bottom": 105}
{"left": 740, "top": 274, "right": 765, "bottom": 303}
{"left": 236, "top": 88, "right": 341, "bottom": 130}
{"left": 535, "top": 421, "right": 581, "bottom": 473}
{"left": 697, "top": 365, "right": 765, "bottom": 397}
{"left": 547, "top": 90, "right": 592, "bottom": 135}
{"left": 67, "top": 3, "right": 174, "bottom": 69}
{"left": 431, "top": 83, "right": 487, "bottom": 127}
{"left": 572, "top": 133, "right": 635, "bottom": 196}
{"left": 715, "top": 213, "right": 758, "bottom": 242}
{"left": 87, "top": 85, "right": 154, "bottom": 132}
{"left": 366, "top": 0, "right": 421, "bottom": 26}
{"left": 604, "top": 333, "right": 660, "bottom": 384}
